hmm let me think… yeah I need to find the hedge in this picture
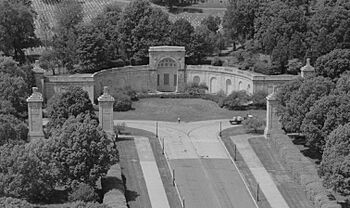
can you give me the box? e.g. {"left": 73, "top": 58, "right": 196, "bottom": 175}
{"left": 269, "top": 122, "right": 340, "bottom": 208}
{"left": 101, "top": 164, "right": 127, "bottom": 208}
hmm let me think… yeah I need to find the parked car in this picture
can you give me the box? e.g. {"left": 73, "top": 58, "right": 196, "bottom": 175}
{"left": 229, "top": 116, "right": 244, "bottom": 125}
{"left": 229, "top": 114, "right": 254, "bottom": 125}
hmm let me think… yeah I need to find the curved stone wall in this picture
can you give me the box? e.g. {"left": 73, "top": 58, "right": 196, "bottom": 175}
{"left": 93, "top": 65, "right": 154, "bottom": 101}
{"left": 40, "top": 64, "right": 298, "bottom": 103}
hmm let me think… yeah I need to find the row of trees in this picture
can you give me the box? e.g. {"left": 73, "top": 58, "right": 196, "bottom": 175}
{"left": 38, "top": 0, "right": 224, "bottom": 74}
{"left": 223, "top": 0, "right": 350, "bottom": 74}
{"left": 276, "top": 48, "right": 350, "bottom": 194}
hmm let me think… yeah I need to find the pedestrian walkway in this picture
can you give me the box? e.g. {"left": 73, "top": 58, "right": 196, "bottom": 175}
{"left": 134, "top": 136, "right": 171, "bottom": 208}
{"left": 231, "top": 134, "right": 290, "bottom": 208}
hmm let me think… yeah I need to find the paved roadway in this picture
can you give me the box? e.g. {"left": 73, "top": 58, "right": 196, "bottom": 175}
{"left": 116, "top": 120, "right": 258, "bottom": 208}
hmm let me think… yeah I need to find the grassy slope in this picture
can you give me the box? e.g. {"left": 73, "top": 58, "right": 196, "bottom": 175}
{"left": 114, "top": 98, "right": 265, "bottom": 122}
{"left": 32, "top": 0, "right": 226, "bottom": 36}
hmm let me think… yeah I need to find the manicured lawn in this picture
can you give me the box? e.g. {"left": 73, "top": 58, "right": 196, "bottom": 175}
{"left": 114, "top": 98, "right": 266, "bottom": 122}
{"left": 249, "top": 137, "right": 314, "bottom": 208}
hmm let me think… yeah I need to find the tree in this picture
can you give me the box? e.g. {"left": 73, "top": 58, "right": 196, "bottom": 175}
{"left": 306, "top": 4, "right": 350, "bottom": 61}
{"left": 49, "top": 114, "right": 118, "bottom": 189}
{"left": 0, "top": 114, "right": 28, "bottom": 146}
{"left": 242, "top": 117, "right": 264, "bottom": 133}
{"left": 333, "top": 71, "right": 350, "bottom": 95}
{"left": 276, "top": 77, "right": 304, "bottom": 132}
{"left": 223, "top": 91, "right": 251, "bottom": 110}
{"left": 319, "top": 123, "right": 350, "bottom": 194}
{"left": 169, "top": 18, "right": 194, "bottom": 53}
{"left": 0, "top": 73, "right": 29, "bottom": 118}
{"left": 301, "top": 94, "right": 350, "bottom": 152}
{"left": 75, "top": 24, "right": 110, "bottom": 73}
{"left": 52, "top": 0, "right": 83, "bottom": 72}
{"left": 187, "top": 25, "right": 214, "bottom": 64}
{"left": 201, "top": 15, "right": 221, "bottom": 33}
{"left": 0, "top": 55, "right": 35, "bottom": 89}
{"left": 223, "top": 0, "right": 259, "bottom": 48}
{"left": 118, "top": 0, "right": 171, "bottom": 64}
{"left": 55, "top": 0, "right": 83, "bottom": 32}
{"left": 38, "top": 49, "right": 61, "bottom": 75}
{"left": 92, "top": 3, "right": 123, "bottom": 61}
{"left": 251, "top": 90, "right": 268, "bottom": 108}
{"left": 131, "top": 8, "right": 172, "bottom": 64}
{"left": 287, "top": 76, "right": 334, "bottom": 133}
{"left": 254, "top": 0, "right": 307, "bottom": 70}
{"left": 46, "top": 86, "right": 95, "bottom": 132}
{"left": 0, "top": 0, "right": 38, "bottom": 63}
{"left": 0, "top": 143, "right": 56, "bottom": 202}
{"left": 315, "top": 49, "right": 350, "bottom": 80}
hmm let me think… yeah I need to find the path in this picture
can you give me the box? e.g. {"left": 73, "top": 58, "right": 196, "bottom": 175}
{"left": 134, "top": 136, "right": 171, "bottom": 208}
{"left": 231, "top": 134, "right": 290, "bottom": 208}
{"left": 117, "top": 119, "right": 257, "bottom": 208}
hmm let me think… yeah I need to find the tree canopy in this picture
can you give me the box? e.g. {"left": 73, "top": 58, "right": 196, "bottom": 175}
{"left": 320, "top": 123, "right": 350, "bottom": 194}
{"left": 46, "top": 86, "right": 95, "bottom": 132}
{"left": 0, "top": 0, "right": 38, "bottom": 63}
{"left": 315, "top": 49, "right": 350, "bottom": 80}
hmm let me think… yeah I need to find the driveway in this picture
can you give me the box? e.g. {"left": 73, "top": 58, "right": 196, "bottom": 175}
{"left": 116, "top": 120, "right": 258, "bottom": 208}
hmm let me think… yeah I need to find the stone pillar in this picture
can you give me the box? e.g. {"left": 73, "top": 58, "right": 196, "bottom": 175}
{"left": 300, "top": 58, "right": 315, "bottom": 78}
{"left": 27, "top": 87, "right": 44, "bottom": 141}
{"left": 98, "top": 86, "right": 115, "bottom": 137}
{"left": 32, "top": 60, "right": 45, "bottom": 97}
{"left": 264, "top": 86, "right": 278, "bottom": 139}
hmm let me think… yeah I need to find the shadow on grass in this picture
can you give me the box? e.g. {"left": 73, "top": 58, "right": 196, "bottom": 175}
{"left": 122, "top": 174, "right": 139, "bottom": 202}
{"left": 290, "top": 135, "right": 322, "bottom": 164}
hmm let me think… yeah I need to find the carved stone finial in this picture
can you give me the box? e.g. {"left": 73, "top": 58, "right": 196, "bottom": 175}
{"left": 306, "top": 58, "right": 311, "bottom": 66}
{"left": 33, "top": 87, "right": 38, "bottom": 93}
{"left": 103, "top": 86, "right": 109, "bottom": 95}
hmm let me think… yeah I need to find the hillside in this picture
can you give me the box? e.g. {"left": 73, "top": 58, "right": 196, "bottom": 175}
{"left": 32, "top": 0, "right": 226, "bottom": 34}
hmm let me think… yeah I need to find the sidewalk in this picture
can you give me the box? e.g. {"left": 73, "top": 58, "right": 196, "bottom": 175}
{"left": 134, "top": 136, "right": 171, "bottom": 208}
{"left": 231, "top": 134, "right": 290, "bottom": 208}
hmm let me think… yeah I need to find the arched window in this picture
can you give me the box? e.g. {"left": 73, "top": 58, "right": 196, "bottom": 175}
{"left": 158, "top": 58, "right": 177, "bottom": 68}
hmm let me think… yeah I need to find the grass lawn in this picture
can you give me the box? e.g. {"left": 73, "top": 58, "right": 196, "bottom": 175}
{"left": 220, "top": 126, "right": 314, "bottom": 208}
{"left": 114, "top": 98, "right": 266, "bottom": 122}
{"left": 249, "top": 137, "right": 314, "bottom": 208}
{"left": 119, "top": 127, "right": 182, "bottom": 208}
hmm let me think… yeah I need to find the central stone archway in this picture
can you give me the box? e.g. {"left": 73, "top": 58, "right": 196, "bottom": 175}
{"left": 157, "top": 57, "right": 178, "bottom": 92}
{"left": 149, "top": 46, "right": 186, "bottom": 92}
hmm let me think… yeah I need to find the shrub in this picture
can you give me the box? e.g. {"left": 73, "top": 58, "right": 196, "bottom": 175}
{"left": 113, "top": 59, "right": 125, "bottom": 67}
{"left": 0, "top": 197, "right": 33, "bottom": 208}
{"left": 211, "top": 57, "right": 223, "bottom": 66}
{"left": 242, "top": 117, "right": 264, "bottom": 133}
{"left": 185, "top": 82, "right": 208, "bottom": 96}
{"left": 63, "top": 201, "right": 110, "bottom": 208}
{"left": 119, "top": 86, "right": 138, "bottom": 101}
{"left": 251, "top": 90, "right": 268, "bottom": 108}
{"left": 223, "top": 91, "right": 251, "bottom": 110}
{"left": 68, "top": 183, "right": 99, "bottom": 202}
{"left": 113, "top": 93, "right": 132, "bottom": 111}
